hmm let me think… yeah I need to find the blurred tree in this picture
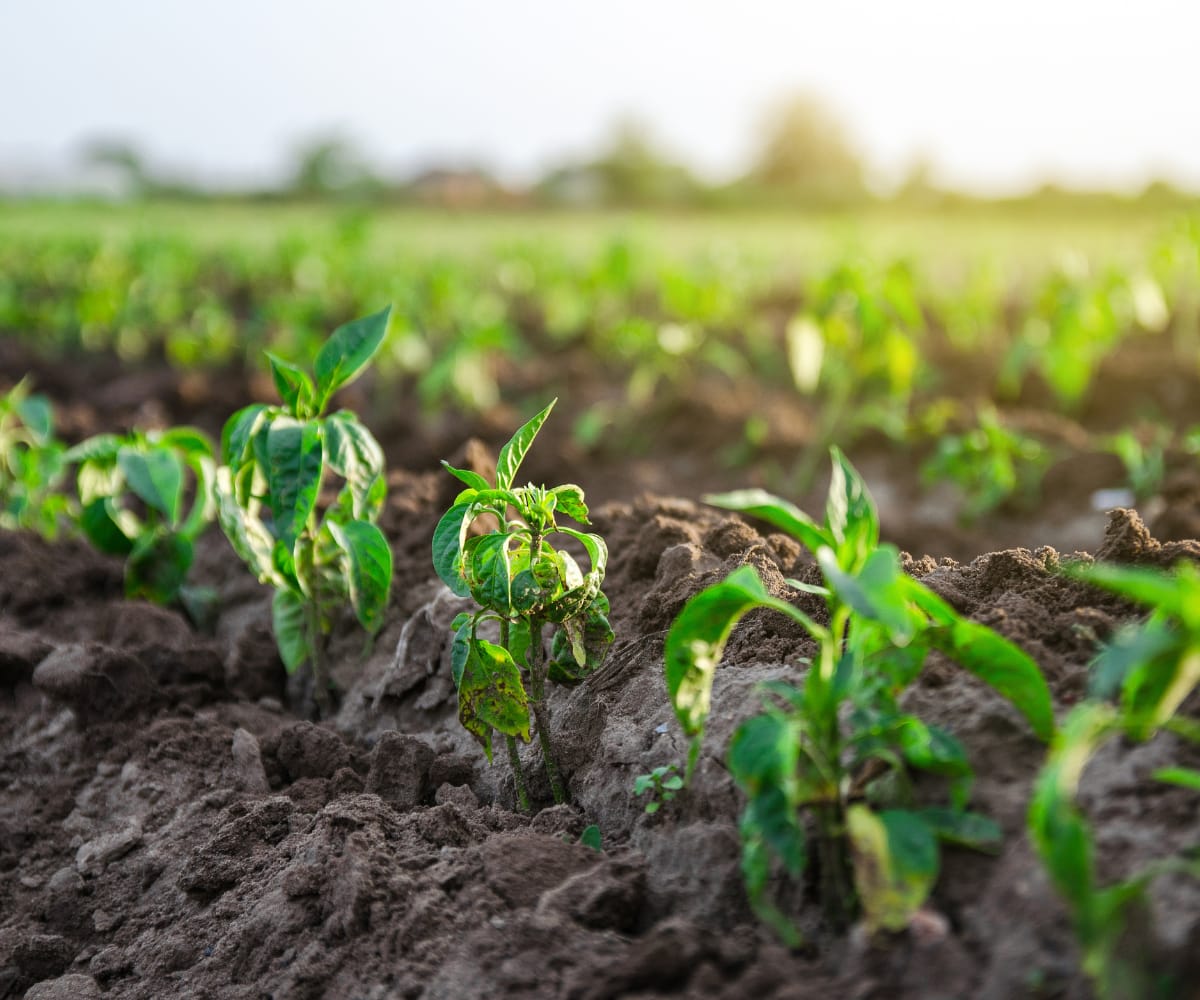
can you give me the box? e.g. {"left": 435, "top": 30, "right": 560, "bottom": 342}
{"left": 748, "top": 94, "right": 866, "bottom": 205}
{"left": 538, "top": 117, "right": 701, "bottom": 207}
{"left": 289, "top": 135, "right": 381, "bottom": 199}
{"left": 80, "top": 138, "right": 153, "bottom": 198}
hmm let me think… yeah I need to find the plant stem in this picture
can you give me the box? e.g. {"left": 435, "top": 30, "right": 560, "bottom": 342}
{"left": 525, "top": 586, "right": 567, "bottom": 804}
{"left": 307, "top": 604, "right": 332, "bottom": 717}
{"left": 506, "top": 734, "right": 531, "bottom": 812}
{"left": 816, "top": 804, "right": 854, "bottom": 930}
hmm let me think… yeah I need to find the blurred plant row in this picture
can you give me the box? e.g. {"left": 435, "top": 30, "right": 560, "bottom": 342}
{"left": 3, "top": 215, "right": 1200, "bottom": 516}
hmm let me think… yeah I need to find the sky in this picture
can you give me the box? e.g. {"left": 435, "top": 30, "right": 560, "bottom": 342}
{"left": 3, "top": 0, "right": 1199, "bottom": 194}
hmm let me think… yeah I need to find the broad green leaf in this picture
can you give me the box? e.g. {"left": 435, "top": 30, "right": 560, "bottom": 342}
{"left": 450, "top": 618, "right": 472, "bottom": 688}
{"left": 324, "top": 412, "right": 386, "bottom": 519}
{"left": 825, "top": 447, "right": 879, "bottom": 572}
{"left": 156, "top": 427, "right": 214, "bottom": 460}
{"left": 846, "top": 806, "right": 940, "bottom": 932}
{"left": 264, "top": 418, "right": 323, "bottom": 550}
{"left": 179, "top": 453, "right": 217, "bottom": 541}
{"left": 125, "top": 530, "right": 193, "bottom": 604}
{"left": 118, "top": 447, "right": 184, "bottom": 524}
{"left": 266, "top": 352, "right": 315, "bottom": 416}
{"left": 1070, "top": 561, "right": 1200, "bottom": 630}
{"left": 15, "top": 392, "right": 52, "bottom": 440}
{"left": 551, "top": 484, "right": 590, "bottom": 524}
{"left": 458, "top": 638, "right": 531, "bottom": 761}
{"left": 441, "top": 460, "right": 490, "bottom": 492}
{"left": 432, "top": 500, "right": 473, "bottom": 596}
{"left": 739, "top": 818, "right": 804, "bottom": 948}
{"left": 924, "top": 614, "right": 1056, "bottom": 741}
{"left": 1123, "top": 643, "right": 1200, "bottom": 740}
{"left": 917, "top": 808, "right": 1002, "bottom": 851}
{"left": 1089, "top": 619, "right": 1178, "bottom": 701}
{"left": 64, "top": 433, "right": 123, "bottom": 464}
{"left": 664, "top": 565, "right": 820, "bottom": 764}
{"left": 313, "top": 305, "right": 391, "bottom": 408}
{"left": 328, "top": 519, "right": 393, "bottom": 632}
{"left": 894, "top": 719, "right": 971, "bottom": 778}
{"left": 495, "top": 398, "right": 556, "bottom": 491}
{"left": 79, "top": 497, "right": 135, "bottom": 556}
{"left": 214, "top": 466, "right": 281, "bottom": 584}
{"left": 466, "top": 533, "right": 514, "bottom": 612}
{"left": 556, "top": 527, "right": 608, "bottom": 579}
{"left": 220, "top": 403, "right": 268, "bottom": 467}
{"left": 579, "top": 825, "right": 602, "bottom": 851}
{"left": 705, "top": 488, "right": 830, "bottom": 555}
{"left": 818, "top": 545, "right": 921, "bottom": 642}
{"left": 272, "top": 588, "right": 312, "bottom": 675}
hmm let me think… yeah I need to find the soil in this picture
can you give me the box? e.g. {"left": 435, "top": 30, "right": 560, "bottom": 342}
{"left": 3, "top": 352, "right": 1200, "bottom": 999}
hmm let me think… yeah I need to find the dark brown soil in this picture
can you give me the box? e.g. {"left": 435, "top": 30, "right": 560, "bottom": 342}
{"left": 3, "top": 353, "right": 1200, "bottom": 999}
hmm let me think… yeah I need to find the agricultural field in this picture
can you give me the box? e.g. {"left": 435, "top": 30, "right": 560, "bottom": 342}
{"left": 2, "top": 203, "right": 1200, "bottom": 999}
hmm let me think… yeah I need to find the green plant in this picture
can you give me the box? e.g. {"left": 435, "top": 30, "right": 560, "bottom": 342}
{"left": 216, "top": 307, "right": 394, "bottom": 713}
{"left": 433, "top": 399, "right": 613, "bottom": 810}
{"left": 0, "top": 378, "right": 73, "bottom": 537}
{"left": 1029, "top": 560, "right": 1200, "bottom": 999}
{"left": 633, "top": 763, "right": 684, "bottom": 814}
{"left": 66, "top": 426, "right": 215, "bottom": 608}
{"left": 920, "top": 406, "right": 1053, "bottom": 520}
{"left": 664, "top": 448, "right": 1054, "bottom": 942}
{"left": 1103, "top": 426, "right": 1169, "bottom": 501}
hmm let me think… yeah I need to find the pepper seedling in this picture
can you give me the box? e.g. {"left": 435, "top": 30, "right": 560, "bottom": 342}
{"left": 216, "top": 307, "right": 394, "bottom": 713}
{"left": 663, "top": 448, "right": 1054, "bottom": 942}
{"left": 433, "top": 398, "right": 613, "bottom": 810}
{"left": 66, "top": 426, "right": 215, "bottom": 609}
{"left": 0, "top": 378, "right": 73, "bottom": 538}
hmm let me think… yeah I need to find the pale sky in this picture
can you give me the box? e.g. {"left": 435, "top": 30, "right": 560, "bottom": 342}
{"left": 3, "top": 0, "right": 1199, "bottom": 193}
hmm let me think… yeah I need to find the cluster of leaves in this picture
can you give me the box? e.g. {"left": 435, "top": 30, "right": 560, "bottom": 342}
{"left": 433, "top": 399, "right": 613, "bottom": 809}
{"left": 663, "top": 449, "right": 1054, "bottom": 942}
{"left": 216, "top": 308, "right": 394, "bottom": 712}
{"left": 67, "top": 426, "right": 216, "bottom": 608}
{"left": 0, "top": 379, "right": 73, "bottom": 538}
{"left": 633, "top": 764, "right": 684, "bottom": 814}
{"left": 1029, "top": 560, "right": 1200, "bottom": 999}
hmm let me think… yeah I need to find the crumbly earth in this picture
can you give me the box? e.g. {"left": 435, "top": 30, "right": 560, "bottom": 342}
{"left": 4, "top": 454, "right": 1200, "bottom": 1000}
{"left": 3, "top": 344, "right": 1200, "bottom": 998}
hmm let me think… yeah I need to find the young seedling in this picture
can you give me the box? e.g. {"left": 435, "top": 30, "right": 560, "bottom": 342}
{"left": 216, "top": 307, "right": 394, "bottom": 714}
{"left": 66, "top": 426, "right": 216, "bottom": 609}
{"left": 664, "top": 448, "right": 1054, "bottom": 942}
{"left": 1029, "top": 560, "right": 1200, "bottom": 999}
{"left": 0, "top": 378, "right": 73, "bottom": 538}
{"left": 633, "top": 764, "right": 683, "bottom": 814}
{"left": 433, "top": 398, "right": 613, "bottom": 810}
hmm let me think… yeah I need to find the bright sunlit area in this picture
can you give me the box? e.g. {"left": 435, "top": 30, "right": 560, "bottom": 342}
{"left": 3, "top": 4, "right": 1200, "bottom": 999}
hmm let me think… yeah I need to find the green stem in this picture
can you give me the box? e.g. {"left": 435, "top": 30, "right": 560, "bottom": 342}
{"left": 816, "top": 803, "right": 854, "bottom": 930}
{"left": 527, "top": 614, "right": 567, "bottom": 804}
{"left": 306, "top": 603, "right": 332, "bottom": 717}
{"left": 506, "top": 734, "right": 531, "bottom": 812}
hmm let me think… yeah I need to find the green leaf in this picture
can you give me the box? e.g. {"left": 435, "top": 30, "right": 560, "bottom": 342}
{"left": 1070, "top": 561, "right": 1200, "bottom": 630}
{"left": 495, "top": 398, "right": 556, "bottom": 491}
{"left": 441, "top": 460, "right": 490, "bottom": 492}
{"left": 325, "top": 411, "right": 386, "bottom": 518}
{"left": 264, "top": 418, "right": 324, "bottom": 550}
{"left": 458, "top": 638, "right": 531, "bottom": 761}
{"left": 579, "top": 825, "right": 602, "bottom": 851}
{"left": 78, "top": 498, "right": 135, "bottom": 556}
{"left": 450, "top": 618, "right": 473, "bottom": 688}
{"left": 739, "top": 815, "right": 804, "bottom": 948}
{"left": 551, "top": 484, "right": 590, "bottom": 524}
{"left": 825, "top": 447, "right": 879, "bottom": 572}
{"left": 272, "top": 588, "right": 312, "bottom": 675}
{"left": 313, "top": 305, "right": 391, "bottom": 408}
{"left": 118, "top": 447, "right": 184, "bottom": 524}
{"left": 1090, "top": 619, "right": 1178, "bottom": 701}
{"left": 917, "top": 808, "right": 1003, "bottom": 852}
{"left": 64, "top": 433, "right": 123, "bottom": 464}
{"left": 156, "top": 427, "right": 214, "bottom": 460}
{"left": 266, "top": 352, "right": 315, "bottom": 416}
{"left": 221, "top": 403, "right": 268, "bottom": 467}
{"left": 819, "top": 544, "right": 921, "bottom": 642}
{"left": 328, "top": 519, "right": 393, "bottom": 632}
{"left": 432, "top": 500, "right": 473, "bottom": 597}
{"left": 467, "top": 533, "right": 514, "bottom": 612}
{"left": 16, "top": 392, "right": 53, "bottom": 440}
{"left": 704, "top": 488, "right": 831, "bottom": 555}
{"left": 665, "top": 565, "right": 817, "bottom": 766}
{"left": 214, "top": 466, "right": 281, "bottom": 584}
{"left": 924, "top": 613, "right": 1056, "bottom": 741}
{"left": 1152, "top": 767, "right": 1200, "bottom": 791}
{"left": 125, "top": 531, "right": 193, "bottom": 605}
{"left": 846, "top": 806, "right": 940, "bottom": 932}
